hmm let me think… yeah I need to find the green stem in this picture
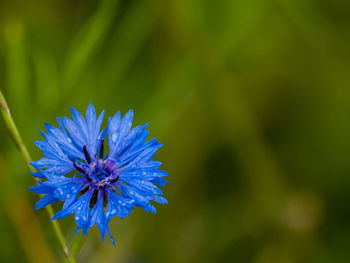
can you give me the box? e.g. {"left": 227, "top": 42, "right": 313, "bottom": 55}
{"left": 0, "top": 89, "right": 76, "bottom": 263}
{"left": 70, "top": 234, "right": 87, "bottom": 259}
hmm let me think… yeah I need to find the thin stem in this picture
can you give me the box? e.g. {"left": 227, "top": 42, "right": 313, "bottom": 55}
{"left": 0, "top": 89, "right": 76, "bottom": 263}
{"left": 70, "top": 234, "right": 87, "bottom": 259}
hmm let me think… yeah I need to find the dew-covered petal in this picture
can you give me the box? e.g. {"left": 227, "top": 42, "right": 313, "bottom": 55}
{"left": 105, "top": 188, "right": 134, "bottom": 220}
{"left": 30, "top": 158, "right": 74, "bottom": 175}
{"left": 108, "top": 112, "right": 121, "bottom": 155}
{"left": 33, "top": 135, "right": 74, "bottom": 175}
{"left": 63, "top": 117, "right": 86, "bottom": 149}
{"left": 113, "top": 123, "right": 148, "bottom": 157}
{"left": 150, "top": 177, "right": 169, "bottom": 187}
{"left": 117, "top": 139, "right": 161, "bottom": 167}
{"left": 89, "top": 190, "right": 107, "bottom": 240}
{"left": 120, "top": 170, "right": 168, "bottom": 179}
{"left": 118, "top": 110, "right": 134, "bottom": 143}
{"left": 70, "top": 107, "right": 89, "bottom": 142}
{"left": 109, "top": 110, "right": 134, "bottom": 157}
{"left": 63, "top": 193, "right": 77, "bottom": 209}
{"left": 122, "top": 143, "right": 162, "bottom": 169}
{"left": 86, "top": 103, "right": 96, "bottom": 143}
{"left": 119, "top": 184, "right": 156, "bottom": 213}
{"left": 121, "top": 178, "right": 163, "bottom": 195}
{"left": 127, "top": 130, "right": 149, "bottom": 153}
{"left": 53, "top": 178, "right": 85, "bottom": 201}
{"left": 85, "top": 103, "right": 105, "bottom": 153}
{"left": 74, "top": 189, "right": 94, "bottom": 235}
{"left": 45, "top": 121, "right": 83, "bottom": 160}
{"left": 52, "top": 189, "right": 93, "bottom": 221}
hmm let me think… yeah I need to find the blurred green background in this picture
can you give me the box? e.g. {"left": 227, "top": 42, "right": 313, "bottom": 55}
{"left": 0, "top": 0, "right": 350, "bottom": 262}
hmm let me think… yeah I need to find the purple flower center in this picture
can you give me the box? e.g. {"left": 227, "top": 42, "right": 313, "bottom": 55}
{"left": 73, "top": 139, "right": 119, "bottom": 189}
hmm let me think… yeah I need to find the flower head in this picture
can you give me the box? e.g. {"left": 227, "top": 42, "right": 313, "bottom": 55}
{"left": 29, "top": 104, "right": 168, "bottom": 245}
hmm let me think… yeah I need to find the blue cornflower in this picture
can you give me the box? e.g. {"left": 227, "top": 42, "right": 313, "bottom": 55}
{"left": 29, "top": 104, "right": 168, "bottom": 245}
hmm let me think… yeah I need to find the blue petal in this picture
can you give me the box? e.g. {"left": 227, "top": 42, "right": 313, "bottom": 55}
{"left": 105, "top": 188, "right": 133, "bottom": 220}
{"left": 52, "top": 189, "right": 93, "bottom": 221}
{"left": 53, "top": 179, "right": 85, "bottom": 201}
{"left": 63, "top": 193, "right": 77, "bottom": 209}
{"left": 70, "top": 107, "right": 89, "bottom": 143}
{"left": 29, "top": 164, "right": 66, "bottom": 180}
{"left": 127, "top": 130, "right": 149, "bottom": 153}
{"left": 117, "top": 139, "right": 161, "bottom": 167}
{"left": 86, "top": 104, "right": 105, "bottom": 152}
{"left": 123, "top": 143, "right": 162, "bottom": 168}
{"left": 31, "top": 158, "right": 73, "bottom": 175}
{"left": 119, "top": 184, "right": 156, "bottom": 213}
{"left": 120, "top": 170, "right": 168, "bottom": 179}
{"left": 118, "top": 110, "right": 134, "bottom": 143}
{"left": 89, "top": 190, "right": 107, "bottom": 241}
{"left": 86, "top": 104, "right": 96, "bottom": 142}
{"left": 151, "top": 177, "right": 169, "bottom": 187}
{"left": 63, "top": 117, "right": 86, "bottom": 148}
{"left": 139, "top": 160, "right": 162, "bottom": 170}
{"left": 106, "top": 227, "right": 115, "bottom": 246}
{"left": 121, "top": 178, "right": 163, "bottom": 195}
{"left": 109, "top": 110, "right": 134, "bottom": 157}
{"left": 35, "top": 193, "right": 58, "bottom": 209}
{"left": 29, "top": 183, "right": 55, "bottom": 194}
{"left": 94, "top": 111, "right": 105, "bottom": 145}
{"left": 45, "top": 122, "right": 83, "bottom": 159}
{"left": 113, "top": 124, "right": 148, "bottom": 157}
{"left": 108, "top": 112, "right": 121, "bottom": 155}
{"left": 154, "top": 195, "right": 168, "bottom": 204}
{"left": 57, "top": 117, "right": 83, "bottom": 157}
{"left": 74, "top": 189, "right": 94, "bottom": 235}
{"left": 30, "top": 171, "right": 46, "bottom": 179}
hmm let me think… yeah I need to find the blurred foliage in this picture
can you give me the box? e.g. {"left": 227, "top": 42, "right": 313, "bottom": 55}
{"left": 0, "top": 0, "right": 350, "bottom": 262}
